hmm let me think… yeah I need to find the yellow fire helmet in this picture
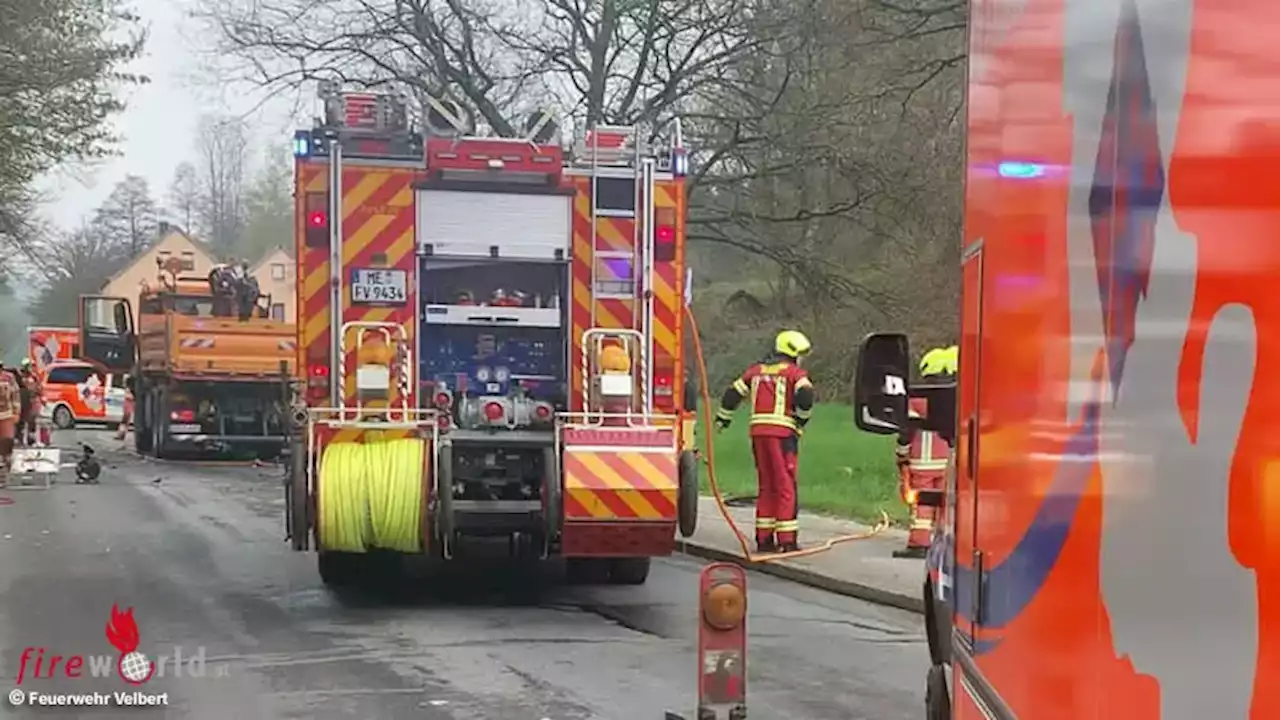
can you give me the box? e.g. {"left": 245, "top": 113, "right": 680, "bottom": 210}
{"left": 919, "top": 346, "right": 958, "bottom": 377}
{"left": 775, "top": 330, "right": 812, "bottom": 359}
{"left": 598, "top": 344, "right": 631, "bottom": 373}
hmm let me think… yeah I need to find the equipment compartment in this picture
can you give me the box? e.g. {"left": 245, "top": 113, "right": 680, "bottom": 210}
{"left": 418, "top": 258, "right": 570, "bottom": 409}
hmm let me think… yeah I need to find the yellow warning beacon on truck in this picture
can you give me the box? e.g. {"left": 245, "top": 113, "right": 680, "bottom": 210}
{"left": 284, "top": 85, "right": 701, "bottom": 586}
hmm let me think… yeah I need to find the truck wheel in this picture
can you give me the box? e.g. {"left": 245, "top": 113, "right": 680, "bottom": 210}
{"left": 52, "top": 405, "right": 74, "bottom": 430}
{"left": 608, "top": 557, "right": 651, "bottom": 585}
{"left": 565, "top": 558, "right": 610, "bottom": 584}
{"left": 678, "top": 450, "right": 699, "bottom": 538}
{"left": 542, "top": 446, "right": 561, "bottom": 542}
{"left": 925, "top": 665, "right": 951, "bottom": 720}
{"left": 134, "top": 390, "right": 153, "bottom": 454}
{"left": 318, "top": 551, "right": 359, "bottom": 587}
{"left": 435, "top": 442, "right": 454, "bottom": 557}
{"left": 288, "top": 438, "right": 310, "bottom": 551}
{"left": 151, "top": 389, "right": 169, "bottom": 459}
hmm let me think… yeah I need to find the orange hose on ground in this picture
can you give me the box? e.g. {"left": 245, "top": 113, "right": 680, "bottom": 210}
{"left": 683, "top": 304, "right": 889, "bottom": 564}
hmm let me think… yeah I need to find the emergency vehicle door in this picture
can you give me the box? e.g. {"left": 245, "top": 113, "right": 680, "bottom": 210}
{"left": 955, "top": 243, "right": 984, "bottom": 650}
{"left": 78, "top": 295, "right": 136, "bottom": 374}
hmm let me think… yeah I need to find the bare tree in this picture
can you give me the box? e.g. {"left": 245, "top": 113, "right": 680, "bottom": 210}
{"left": 95, "top": 174, "right": 159, "bottom": 255}
{"left": 166, "top": 161, "right": 199, "bottom": 232}
{"left": 193, "top": 114, "right": 249, "bottom": 252}
{"left": 196, "top": 0, "right": 778, "bottom": 134}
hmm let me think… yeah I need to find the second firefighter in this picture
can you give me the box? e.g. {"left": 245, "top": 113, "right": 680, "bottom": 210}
{"left": 715, "top": 330, "right": 816, "bottom": 553}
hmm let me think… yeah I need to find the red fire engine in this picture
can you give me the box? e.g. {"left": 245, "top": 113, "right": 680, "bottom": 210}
{"left": 284, "top": 84, "right": 700, "bottom": 586}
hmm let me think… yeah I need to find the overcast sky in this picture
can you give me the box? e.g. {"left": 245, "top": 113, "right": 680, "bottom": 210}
{"left": 36, "top": 0, "right": 300, "bottom": 230}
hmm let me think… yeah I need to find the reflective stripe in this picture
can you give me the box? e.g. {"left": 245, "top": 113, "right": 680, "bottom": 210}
{"left": 794, "top": 376, "right": 812, "bottom": 390}
{"left": 911, "top": 518, "right": 934, "bottom": 530}
{"left": 716, "top": 407, "right": 734, "bottom": 421}
{"left": 749, "top": 414, "right": 797, "bottom": 429}
{"left": 755, "top": 518, "right": 776, "bottom": 528}
{"left": 732, "top": 378, "right": 749, "bottom": 396}
{"left": 775, "top": 520, "right": 799, "bottom": 532}
{"left": 794, "top": 406, "right": 812, "bottom": 420}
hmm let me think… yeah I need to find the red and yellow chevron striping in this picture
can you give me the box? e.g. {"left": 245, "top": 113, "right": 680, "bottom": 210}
{"left": 562, "top": 449, "right": 679, "bottom": 520}
{"left": 295, "top": 162, "right": 418, "bottom": 442}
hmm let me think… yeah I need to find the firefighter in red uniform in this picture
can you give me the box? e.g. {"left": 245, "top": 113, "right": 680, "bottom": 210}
{"left": 714, "top": 330, "right": 815, "bottom": 553}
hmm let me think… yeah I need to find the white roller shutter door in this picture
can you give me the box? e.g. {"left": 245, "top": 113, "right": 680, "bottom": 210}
{"left": 416, "top": 189, "right": 571, "bottom": 260}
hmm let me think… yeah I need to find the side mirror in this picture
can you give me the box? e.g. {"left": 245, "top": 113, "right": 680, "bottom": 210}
{"left": 852, "top": 332, "right": 911, "bottom": 435}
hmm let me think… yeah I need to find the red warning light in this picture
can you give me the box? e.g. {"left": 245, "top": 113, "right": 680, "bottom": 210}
{"left": 656, "top": 225, "right": 675, "bottom": 243}
{"left": 308, "top": 210, "right": 328, "bottom": 228}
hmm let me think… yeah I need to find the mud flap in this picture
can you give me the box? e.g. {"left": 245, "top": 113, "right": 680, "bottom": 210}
{"left": 678, "top": 449, "right": 699, "bottom": 537}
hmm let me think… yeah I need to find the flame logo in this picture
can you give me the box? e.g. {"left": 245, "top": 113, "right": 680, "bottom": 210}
{"left": 105, "top": 604, "right": 154, "bottom": 685}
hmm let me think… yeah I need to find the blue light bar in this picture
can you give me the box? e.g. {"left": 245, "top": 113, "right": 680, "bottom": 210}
{"left": 293, "top": 130, "right": 311, "bottom": 158}
{"left": 672, "top": 148, "right": 689, "bottom": 177}
{"left": 997, "top": 161, "right": 1045, "bottom": 179}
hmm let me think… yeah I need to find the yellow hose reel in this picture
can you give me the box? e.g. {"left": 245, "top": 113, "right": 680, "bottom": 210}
{"left": 316, "top": 437, "right": 425, "bottom": 553}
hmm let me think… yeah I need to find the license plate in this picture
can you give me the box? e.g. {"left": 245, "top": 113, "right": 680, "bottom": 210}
{"left": 169, "top": 423, "right": 201, "bottom": 433}
{"left": 350, "top": 268, "right": 407, "bottom": 304}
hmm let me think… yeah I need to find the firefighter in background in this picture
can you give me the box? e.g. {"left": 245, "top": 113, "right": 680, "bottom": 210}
{"left": 714, "top": 330, "right": 816, "bottom": 553}
{"left": 894, "top": 346, "right": 957, "bottom": 462}
{"left": 0, "top": 360, "right": 19, "bottom": 489}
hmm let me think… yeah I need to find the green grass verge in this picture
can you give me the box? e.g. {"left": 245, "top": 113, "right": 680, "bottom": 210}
{"left": 695, "top": 403, "right": 908, "bottom": 525}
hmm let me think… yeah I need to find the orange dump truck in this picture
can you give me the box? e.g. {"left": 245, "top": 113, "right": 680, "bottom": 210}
{"left": 80, "top": 264, "right": 296, "bottom": 457}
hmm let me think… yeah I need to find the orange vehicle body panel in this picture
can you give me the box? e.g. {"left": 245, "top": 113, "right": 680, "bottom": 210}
{"left": 566, "top": 175, "right": 687, "bottom": 417}
{"left": 137, "top": 313, "right": 296, "bottom": 378}
{"left": 294, "top": 161, "right": 418, "bottom": 443}
{"left": 949, "top": 0, "right": 1279, "bottom": 716}
{"left": 27, "top": 327, "right": 79, "bottom": 377}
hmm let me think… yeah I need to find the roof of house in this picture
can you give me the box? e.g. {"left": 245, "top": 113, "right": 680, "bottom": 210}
{"left": 100, "top": 226, "right": 218, "bottom": 289}
{"left": 248, "top": 245, "right": 294, "bottom": 273}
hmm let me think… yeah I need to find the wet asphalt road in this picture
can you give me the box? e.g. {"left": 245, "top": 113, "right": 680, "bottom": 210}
{"left": 0, "top": 431, "right": 925, "bottom": 719}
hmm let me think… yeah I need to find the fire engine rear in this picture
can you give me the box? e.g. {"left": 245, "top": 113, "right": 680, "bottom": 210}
{"left": 286, "top": 85, "right": 700, "bottom": 586}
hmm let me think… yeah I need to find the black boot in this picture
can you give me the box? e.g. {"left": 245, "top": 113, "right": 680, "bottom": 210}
{"left": 756, "top": 538, "right": 777, "bottom": 554}
{"left": 778, "top": 542, "right": 800, "bottom": 553}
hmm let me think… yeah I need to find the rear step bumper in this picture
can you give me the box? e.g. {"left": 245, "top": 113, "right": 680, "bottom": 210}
{"left": 452, "top": 500, "right": 544, "bottom": 534}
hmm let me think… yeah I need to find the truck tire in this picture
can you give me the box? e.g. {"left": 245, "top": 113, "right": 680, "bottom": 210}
{"left": 542, "top": 446, "right": 561, "bottom": 543}
{"left": 565, "top": 558, "right": 610, "bottom": 584}
{"left": 678, "top": 450, "right": 699, "bottom": 538}
{"left": 151, "top": 389, "right": 170, "bottom": 459}
{"left": 925, "top": 665, "right": 951, "bottom": 720}
{"left": 134, "top": 387, "right": 153, "bottom": 454}
{"left": 435, "top": 442, "right": 454, "bottom": 556}
{"left": 318, "top": 551, "right": 359, "bottom": 587}
{"left": 52, "top": 405, "right": 74, "bottom": 430}
{"left": 608, "top": 557, "right": 651, "bottom": 585}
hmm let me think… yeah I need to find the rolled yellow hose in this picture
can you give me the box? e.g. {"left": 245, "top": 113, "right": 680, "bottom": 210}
{"left": 317, "top": 438, "right": 425, "bottom": 553}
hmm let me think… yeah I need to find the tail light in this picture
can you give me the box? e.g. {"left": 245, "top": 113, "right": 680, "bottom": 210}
{"left": 307, "top": 363, "right": 331, "bottom": 403}
{"left": 170, "top": 409, "right": 195, "bottom": 422}
{"left": 654, "top": 207, "right": 676, "bottom": 262}
{"left": 304, "top": 192, "right": 329, "bottom": 248}
{"left": 436, "top": 413, "right": 451, "bottom": 433}
{"left": 434, "top": 390, "right": 453, "bottom": 409}
{"left": 654, "top": 369, "right": 674, "bottom": 397}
